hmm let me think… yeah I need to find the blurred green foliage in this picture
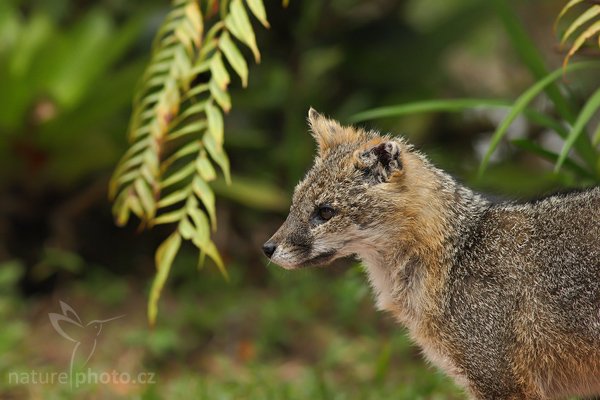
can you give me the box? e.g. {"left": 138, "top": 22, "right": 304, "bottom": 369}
{"left": 0, "top": 1, "right": 146, "bottom": 184}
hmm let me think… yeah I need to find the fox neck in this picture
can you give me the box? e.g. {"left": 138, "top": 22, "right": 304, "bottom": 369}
{"left": 357, "top": 154, "right": 489, "bottom": 323}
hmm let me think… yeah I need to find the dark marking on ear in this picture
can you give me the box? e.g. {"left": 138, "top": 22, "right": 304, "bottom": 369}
{"left": 357, "top": 141, "right": 403, "bottom": 183}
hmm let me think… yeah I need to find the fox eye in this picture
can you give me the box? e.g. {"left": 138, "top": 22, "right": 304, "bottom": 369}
{"left": 317, "top": 205, "right": 335, "bottom": 221}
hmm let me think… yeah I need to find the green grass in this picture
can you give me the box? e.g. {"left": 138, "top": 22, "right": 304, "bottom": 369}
{"left": 0, "top": 260, "right": 464, "bottom": 399}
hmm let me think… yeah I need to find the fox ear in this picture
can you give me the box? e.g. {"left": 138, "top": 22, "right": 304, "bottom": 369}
{"left": 307, "top": 107, "right": 343, "bottom": 155}
{"left": 355, "top": 141, "right": 403, "bottom": 183}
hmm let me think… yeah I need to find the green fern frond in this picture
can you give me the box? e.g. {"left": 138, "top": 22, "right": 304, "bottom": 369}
{"left": 556, "top": 1, "right": 600, "bottom": 68}
{"left": 109, "top": 0, "right": 269, "bottom": 325}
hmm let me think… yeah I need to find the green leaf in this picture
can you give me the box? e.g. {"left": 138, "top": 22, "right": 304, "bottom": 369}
{"left": 511, "top": 139, "right": 593, "bottom": 179}
{"left": 153, "top": 208, "right": 185, "bottom": 225}
{"left": 128, "top": 195, "right": 145, "bottom": 220}
{"left": 210, "top": 52, "right": 231, "bottom": 90}
{"left": 209, "top": 78, "right": 232, "bottom": 112}
{"left": 564, "top": 20, "right": 600, "bottom": 68}
{"left": 350, "top": 99, "right": 512, "bottom": 122}
{"left": 202, "top": 240, "right": 228, "bottom": 280}
{"left": 196, "top": 150, "right": 218, "bottom": 181}
{"left": 167, "top": 120, "right": 208, "bottom": 142}
{"left": 206, "top": 100, "right": 224, "bottom": 146}
{"left": 204, "top": 133, "right": 231, "bottom": 183}
{"left": 161, "top": 162, "right": 195, "bottom": 189}
{"left": 162, "top": 140, "right": 201, "bottom": 171}
{"left": 561, "top": 5, "right": 600, "bottom": 45}
{"left": 111, "top": 153, "right": 145, "bottom": 186}
{"left": 491, "top": 0, "right": 576, "bottom": 125}
{"left": 169, "top": 101, "right": 208, "bottom": 129}
{"left": 188, "top": 206, "right": 211, "bottom": 248}
{"left": 219, "top": 31, "right": 248, "bottom": 87}
{"left": 227, "top": 0, "right": 260, "bottom": 62}
{"left": 593, "top": 121, "right": 600, "bottom": 146}
{"left": 148, "top": 232, "right": 181, "bottom": 326}
{"left": 192, "top": 176, "right": 217, "bottom": 229}
{"left": 113, "top": 191, "right": 131, "bottom": 226}
{"left": 134, "top": 178, "right": 156, "bottom": 219}
{"left": 157, "top": 187, "right": 190, "bottom": 208}
{"left": 245, "top": 0, "right": 270, "bottom": 28}
{"left": 555, "top": 86, "right": 600, "bottom": 172}
{"left": 350, "top": 99, "right": 568, "bottom": 138}
{"left": 479, "top": 61, "right": 600, "bottom": 177}
{"left": 178, "top": 216, "right": 196, "bottom": 240}
{"left": 556, "top": 0, "right": 586, "bottom": 28}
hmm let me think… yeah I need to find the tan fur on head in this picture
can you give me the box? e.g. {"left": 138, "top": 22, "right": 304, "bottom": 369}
{"left": 307, "top": 107, "right": 362, "bottom": 156}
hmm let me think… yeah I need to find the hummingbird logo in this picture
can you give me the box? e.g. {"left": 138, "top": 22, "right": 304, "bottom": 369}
{"left": 49, "top": 301, "right": 124, "bottom": 384}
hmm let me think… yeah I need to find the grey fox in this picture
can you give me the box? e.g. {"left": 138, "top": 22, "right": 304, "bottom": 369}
{"left": 263, "top": 109, "right": 600, "bottom": 400}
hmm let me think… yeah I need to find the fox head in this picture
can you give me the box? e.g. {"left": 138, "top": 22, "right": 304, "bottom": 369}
{"left": 263, "top": 108, "right": 433, "bottom": 270}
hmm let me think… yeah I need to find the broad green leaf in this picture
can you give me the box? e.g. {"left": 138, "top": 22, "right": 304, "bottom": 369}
{"left": 210, "top": 52, "right": 231, "bottom": 90}
{"left": 564, "top": 21, "right": 600, "bottom": 68}
{"left": 479, "top": 61, "right": 600, "bottom": 177}
{"left": 227, "top": 0, "right": 260, "bottom": 62}
{"left": 209, "top": 78, "right": 232, "bottom": 112}
{"left": 192, "top": 176, "right": 217, "bottom": 229}
{"left": 246, "top": 0, "right": 270, "bottom": 28}
{"left": 219, "top": 31, "right": 248, "bottom": 87}
{"left": 204, "top": 133, "right": 231, "bottom": 183}
{"left": 148, "top": 232, "right": 181, "bottom": 326}
{"left": 561, "top": 5, "right": 600, "bottom": 45}
{"left": 206, "top": 101, "right": 224, "bottom": 146}
{"left": 556, "top": 86, "right": 600, "bottom": 172}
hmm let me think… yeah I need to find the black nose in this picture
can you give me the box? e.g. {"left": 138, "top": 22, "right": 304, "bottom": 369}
{"left": 262, "top": 242, "right": 277, "bottom": 258}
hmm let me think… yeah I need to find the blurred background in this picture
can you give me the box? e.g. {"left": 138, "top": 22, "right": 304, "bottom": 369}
{"left": 1, "top": 0, "right": 599, "bottom": 398}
